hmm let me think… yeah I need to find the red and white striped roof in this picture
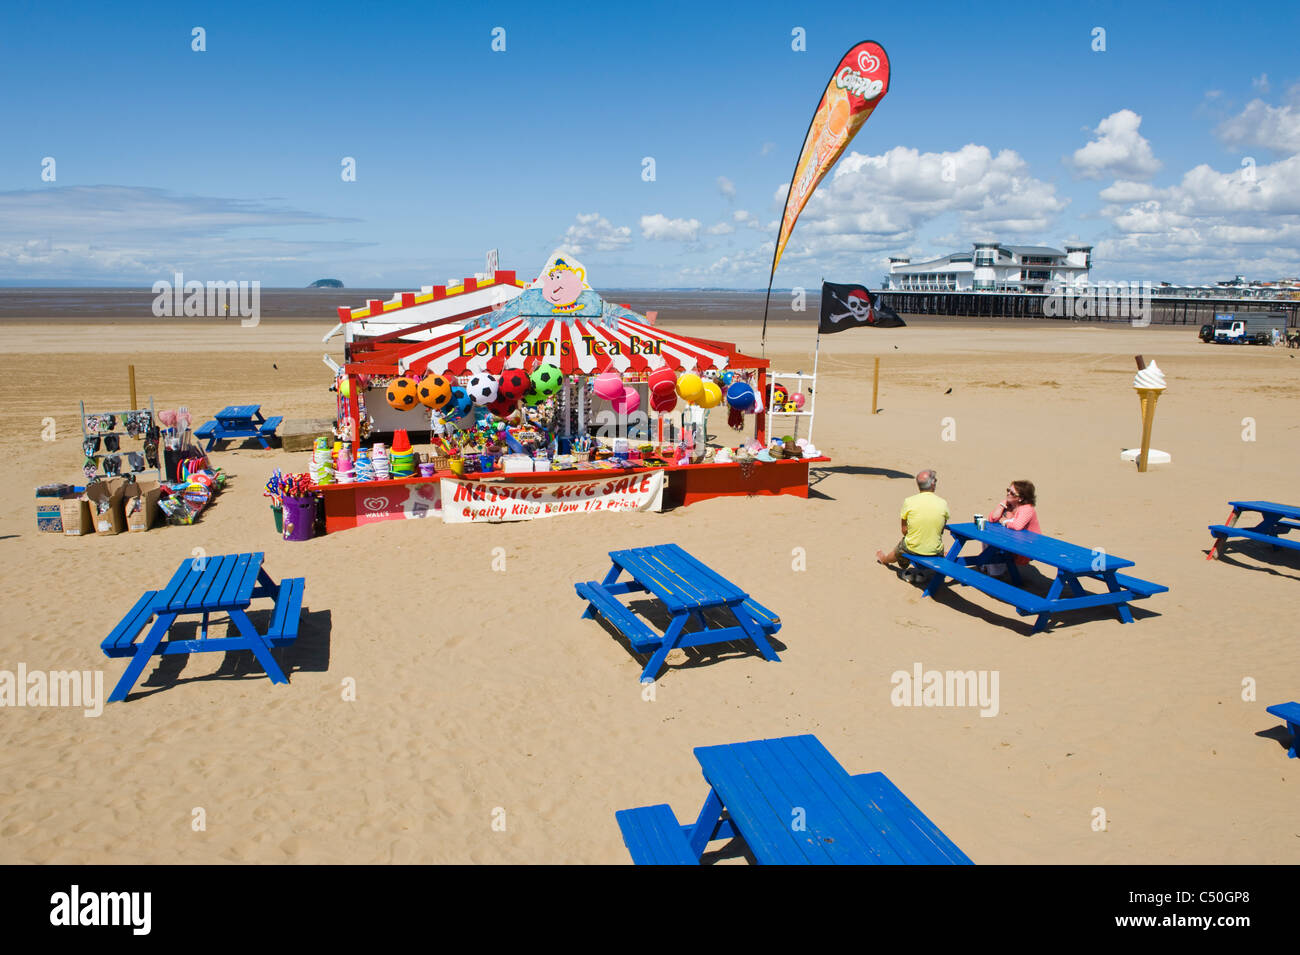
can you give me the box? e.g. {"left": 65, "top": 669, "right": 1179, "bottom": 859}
{"left": 396, "top": 312, "right": 735, "bottom": 377}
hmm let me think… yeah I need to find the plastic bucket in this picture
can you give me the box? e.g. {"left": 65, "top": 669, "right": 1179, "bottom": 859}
{"left": 271, "top": 503, "right": 283, "bottom": 534}
{"left": 281, "top": 495, "right": 316, "bottom": 541}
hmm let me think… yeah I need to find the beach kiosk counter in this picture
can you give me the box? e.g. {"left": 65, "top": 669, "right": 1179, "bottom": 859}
{"left": 314, "top": 254, "right": 826, "bottom": 533}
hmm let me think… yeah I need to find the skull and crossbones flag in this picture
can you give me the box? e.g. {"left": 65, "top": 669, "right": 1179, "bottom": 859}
{"left": 818, "top": 281, "right": 906, "bottom": 334}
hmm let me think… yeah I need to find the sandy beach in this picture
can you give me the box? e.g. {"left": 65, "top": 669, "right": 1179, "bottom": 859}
{"left": 0, "top": 317, "right": 1296, "bottom": 864}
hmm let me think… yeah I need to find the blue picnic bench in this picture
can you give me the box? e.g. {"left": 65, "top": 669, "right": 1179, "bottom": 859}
{"left": 575, "top": 543, "right": 781, "bottom": 682}
{"left": 1207, "top": 501, "right": 1300, "bottom": 562}
{"left": 1266, "top": 702, "right": 1300, "bottom": 758}
{"left": 615, "top": 734, "right": 973, "bottom": 865}
{"left": 100, "top": 552, "right": 304, "bottom": 702}
{"left": 906, "top": 522, "right": 1167, "bottom": 633}
{"left": 194, "top": 404, "right": 282, "bottom": 452}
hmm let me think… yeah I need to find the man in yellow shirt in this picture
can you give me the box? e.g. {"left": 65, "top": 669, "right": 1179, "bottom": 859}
{"left": 876, "top": 469, "right": 948, "bottom": 567}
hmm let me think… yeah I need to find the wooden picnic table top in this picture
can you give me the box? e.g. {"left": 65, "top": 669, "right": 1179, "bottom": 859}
{"left": 693, "top": 734, "right": 936, "bottom": 864}
{"left": 946, "top": 522, "right": 1134, "bottom": 575}
{"left": 608, "top": 542, "right": 748, "bottom": 614}
{"left": 1228, "top": 501, "right": 1300, "bottom": 521}
{"left": 155, "top": 552, "right": 265, "bottom": 613}
{"left": 215, "top": 404, "right": 262, "bottom": 421}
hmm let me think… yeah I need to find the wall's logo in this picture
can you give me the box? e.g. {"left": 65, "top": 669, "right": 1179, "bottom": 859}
{"left": 857, "top": 49, "right": 880, "bottom": 74}
{"left": 362, "top": 496, "right": 388, "bottom": 513}
{"left": 835, "top": 66, "right": 883, "bottom": 100}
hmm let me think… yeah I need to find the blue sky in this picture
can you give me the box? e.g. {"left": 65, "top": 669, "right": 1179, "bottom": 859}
{"left": 1, "top": 0, "right": 1298, "bottom": 288}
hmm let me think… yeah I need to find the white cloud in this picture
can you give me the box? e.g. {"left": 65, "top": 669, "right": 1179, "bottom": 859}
{"left": 760, "top": 142, "right": 776, "bottom": 156}
{"left": 1068, "top": 109, "right": 1162, "bottom": 181}
{"left": 640, "top": 214, "right": 701, "bottom": 241}
{"left": 1253, "top": 73, "right": 1270, "bottom": 93}
{"left": 717, "top": 176, "right": 736, "bottom": 201}
{"left": 694, "top": 143, "right": 1068, "bottom": 284}
{"left": 679, "top": 243, "right": 774, "bottom": 280}
{"left": 561, "top": 212, "right": 631, "bottom": 253}
{"left": 1215, "top": 99, "right": 1300, "bottom": 155}
{"left": 780, "top": 143, "right": 1068, "bottom": 256}
{"left": 705, "top": 221, "right": 735, "bottom": 235}
{"left": 0, "top": 185, "right": 359, "bottom": 280}
{"left": 1094, "top": 152, "right": 1300, "bottom": 281}
{"left": 1098, "top": 180, "right": 1158, "bottom": 202}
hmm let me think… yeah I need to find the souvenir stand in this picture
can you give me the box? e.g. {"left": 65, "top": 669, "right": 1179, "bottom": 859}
{"left": 309, "top": 253, "right": 828, "bottom": 534}
{"left": 79, "top": 399, "right": 162, "bottom": 483}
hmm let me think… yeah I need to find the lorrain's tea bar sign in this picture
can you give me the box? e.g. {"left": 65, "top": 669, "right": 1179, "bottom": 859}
{"left": 456, "top": 334, "right": 665, "bottom": 358}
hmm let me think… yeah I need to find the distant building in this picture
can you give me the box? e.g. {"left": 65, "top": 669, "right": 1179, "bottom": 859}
{"left": 884, "top": 242, "right": 1092, "bottom": 293}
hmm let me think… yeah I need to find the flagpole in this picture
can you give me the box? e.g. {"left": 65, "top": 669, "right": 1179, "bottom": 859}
{"left": 808, "top": 328, "right": 821, "bottom": 446}
{"left": 808, "top": 275, "right": 823, "bottom": 445}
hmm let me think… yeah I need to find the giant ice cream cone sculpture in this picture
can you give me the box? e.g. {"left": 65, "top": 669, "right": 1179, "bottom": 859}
{"left": 1133, "top": 360, "right": 1167, "bottom": 472}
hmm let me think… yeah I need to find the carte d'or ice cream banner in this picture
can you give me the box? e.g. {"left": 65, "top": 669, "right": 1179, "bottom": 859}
{"left": 440, "top": 471, "right": 665, "bottom": 523}
{"left": 772, "top": 40, "right": 892, "bottom": 274}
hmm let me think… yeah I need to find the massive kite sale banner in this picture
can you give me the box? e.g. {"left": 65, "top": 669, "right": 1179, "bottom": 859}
{"left": 440, "top": 471, "right": 666, "bottom": 524}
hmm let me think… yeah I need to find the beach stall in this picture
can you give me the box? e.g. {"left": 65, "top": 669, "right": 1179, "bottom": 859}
{"left": 307, "top": 252, "right": 827, "bottom": 534}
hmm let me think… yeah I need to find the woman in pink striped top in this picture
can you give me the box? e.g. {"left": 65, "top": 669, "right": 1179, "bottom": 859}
{"left": 984, "top": 480, "right": 1040, "bottom": 576}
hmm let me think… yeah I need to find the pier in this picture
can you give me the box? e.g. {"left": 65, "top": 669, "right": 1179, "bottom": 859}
{"left": 879, "top": 290, "right": 1300, "bottom": 327}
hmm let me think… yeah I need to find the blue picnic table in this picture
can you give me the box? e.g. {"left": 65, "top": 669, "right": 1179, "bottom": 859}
{"left": 907, "top": 522, "right": 1168, "bottom": 633}
{"left": 575, "top": 543, "right": 781, "bottom": 683}
{"left": 1207, "top": 500, "right": 1300, "bottom": 562}
{"left": 194, "top": 404, "right": 283, "bottom": 451}
{"left": 615, "top": 734, "right": 973, "bottom": 865}
{"left": 1266, "top": 702, "right": 1300, "bottom": 758}
{"left": 100, "top": 552, "right": 304, "bottom": 702}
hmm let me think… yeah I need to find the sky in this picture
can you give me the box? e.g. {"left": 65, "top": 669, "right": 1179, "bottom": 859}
{"left": 1, "top": 0, "right": 1298, "bottom": 289}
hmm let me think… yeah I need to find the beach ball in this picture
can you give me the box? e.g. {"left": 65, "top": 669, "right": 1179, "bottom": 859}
{"left": 612, "top": 385, "right": 640, "bottom": 415}
{"left": 792, "top": 393, "right": 805, "bottom": 410}
{"left": 699, "top": 381, "right": 722, "bottom": 409}
{"left": 449, "top": 385, "right": 474, "bottom": 418}
{"left": 386, "top": 377, "right": 419, "bottom": 410}
{"left": 648, "top": 366, "right": 677, "bottom": 397}
{"left": 498, "top": 369, "right": 531, "bottom": 403}
{"left": 725, "top": 380, "right": 755, "bottom": 412}
{"left": 593, "top": 372, "right": 624, "bottom": 401}
{"left": 417, "top": 374, "right": 453, "bottom": 410}
{"left": 650, "top": 390, "right": 677, "bottom": 413}
{"left": 339, "top": 377, "right": 352, "bottom": 398}
{"left": 676, "top": 372, "right": 704, "bottom": 404}
{"left": 487, "top": 396, "right": 516, "bottom": 418}
{"left": 530, "top": 363, "right": 563, "bottom": 397}
{"left": 467, "top": 372, "right": 499, "bottom": 406}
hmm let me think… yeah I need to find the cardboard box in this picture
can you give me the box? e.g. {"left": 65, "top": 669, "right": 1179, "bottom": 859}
{"left": 37, "top": 499, "right": 63, "bottom": 533}
{"left": 60, "top": 497, "right": 93, "bottom": 536}
{"left": 84, "top": 477, "right": 129, "bottom": 535}
{"left": 124, "top": 480, "right": 162, "bottom": 532}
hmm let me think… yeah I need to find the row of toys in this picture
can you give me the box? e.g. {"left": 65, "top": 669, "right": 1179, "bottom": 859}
{"left": 377, "top": 363, "right": 794, "bottom": 418}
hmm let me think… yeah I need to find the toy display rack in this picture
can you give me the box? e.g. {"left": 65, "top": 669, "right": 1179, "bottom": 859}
{"left": 80, "top": 398, "right": 163, "bottom": 483}
{"left": 766, "top": 372, "right": 817, "bottom": 444}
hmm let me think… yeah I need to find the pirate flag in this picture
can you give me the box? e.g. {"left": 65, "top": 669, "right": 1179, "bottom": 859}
{"left": 819, "top": 281, "right": 906, "bottom": 333}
